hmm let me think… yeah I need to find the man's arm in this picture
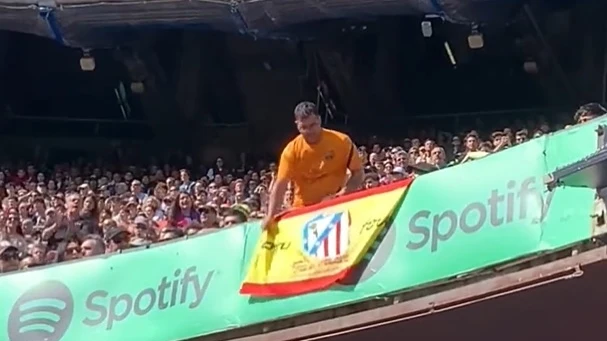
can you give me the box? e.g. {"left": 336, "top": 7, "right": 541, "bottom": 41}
{"left": 266, "top": 144, "right": 295, "bottom": 219}
{"left": 266, "top": 178, "right": 289, "bottom": 219}
{"left": 339, "top": 138, "right": 364, "bottom": 195}
{"left": 342, "top": 168, "right": 363, "bottom": 194}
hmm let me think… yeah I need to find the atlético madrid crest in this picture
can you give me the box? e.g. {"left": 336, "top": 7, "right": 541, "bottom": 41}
{"left": 302, "top": 211, "right": 351, "bottom": 260}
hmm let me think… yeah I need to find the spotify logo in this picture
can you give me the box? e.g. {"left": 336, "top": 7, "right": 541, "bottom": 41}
{"left": 8, "top": 280, "right": 74, "bottom": 341}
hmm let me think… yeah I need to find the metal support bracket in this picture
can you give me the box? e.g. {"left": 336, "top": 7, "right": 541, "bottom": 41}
{"left": 545, "top": 124, "right": 607, "bottom": 238}
{"left": 545, "top": 124, "right": 607, "bottom": 191}
{"left": 38, "top": 0, "right": 65, "bottom": 45}
{"left": 229, "top": 0, "right": 251, "bottom": 36}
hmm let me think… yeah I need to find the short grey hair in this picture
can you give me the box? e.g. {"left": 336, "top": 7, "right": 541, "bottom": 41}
{"left": 294, "top": 101, "right": 318, "bottom": 120}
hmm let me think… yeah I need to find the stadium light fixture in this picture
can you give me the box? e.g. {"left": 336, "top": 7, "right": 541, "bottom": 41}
{"left": 444, "top": 41, "right": 457, "bottom": 66}
{"left": 130, "top": 81, "right": 145, "bottom": 94}
{"left": 80, "top": 49, "right": 96, "bottom": 72}
{"left": 467, "top": 24, "right": 484, "bottom": 50}
{"left": 421, "top": 21, "right": 433, "bottom": 38}
{"left": 421, "top": 14, "right": 441, "bottom": 38}
{"left": 523, "top": 60, "right": 539, "bottom": 74}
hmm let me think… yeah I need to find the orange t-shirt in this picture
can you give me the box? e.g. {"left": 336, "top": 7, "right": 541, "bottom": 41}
{"left": 276, "top": 128, "right": 363, "bottom": 207}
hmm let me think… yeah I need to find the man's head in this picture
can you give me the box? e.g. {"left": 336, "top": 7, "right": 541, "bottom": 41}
{"left": 364, "top": 173, "right": 380, "bottom": 189}
{"left": 130, "top": 180, "right": 142, "bottom": 194}
{"left": 515, "top": 129, "right": 528, "bottom": 144}
{"left": 105, "top": 227, "right": 131, "bottom": 253}
{"left": 294, "top": 101, "right": 322, "bottom": 143}
{"left": 29, "top": 243, "right": 46, "bottom": 264}
{"left": 491, "top": 131, "right": 504, "bottom": 147}
{"left": 574, "top": 103, "right": 606, "bottom": 124}
{"left": 464, "top": 133, "right": 479, "bottom": 151}
{"left": 0, "top": 245, "right": 20, "bottom": 273}
{"left": 223, "top": 205, "right": 249, "bottom": 227}
{"left": 65, "top": 192, "right": 81, "bottom": 214}
{"left": 199, "top": 206, "right": 218, "bottom": 228}
{"left": 81, "top": 236, "right": 106, "bottom": 257}
{"left": 180, "top": 169, "right": 190, "bottom": 183}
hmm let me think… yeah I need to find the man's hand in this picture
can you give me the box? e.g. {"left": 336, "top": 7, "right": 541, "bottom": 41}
{"left": 322, "top": 189, "right": 344, "bottom": 202}
{"left": 321, "top": 194, "right": 336, "bottom": 202}
{"left": 260, "top": 215, "right": 276, "bottom": 232}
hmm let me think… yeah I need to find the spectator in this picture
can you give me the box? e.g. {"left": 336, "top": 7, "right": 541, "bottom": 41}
{"left": 0, "top": 244, "right": 20, "bottom": 273}
{"left": 0, "top": 103, "right": 599, "bottom": 274}
{"left": 167, "top": 193, "right": 199, "bottom": 228}
{"left": 574, "top": 103, "right": 606, "bottom": 124}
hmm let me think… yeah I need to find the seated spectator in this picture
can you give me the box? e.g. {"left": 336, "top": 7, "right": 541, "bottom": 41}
{"left": 105, "top": 227, "right": 130, "bottom": 253}
{"left": 80, "top": 235, "right": 106, "bottom": 257}
{"left": 224, "top": 205, "right": 250, "bottom": 227}
{"left": 574, "top": 103, "right": 606, "bottom": 124}
{"left": 28, "top": 243, "right": 47, "bottom": 266}
{"left": 0, "top": 244, "right": 20, "bottom": 273}
{"left": 166, "top": 193, "right": 199, "bottom": 228}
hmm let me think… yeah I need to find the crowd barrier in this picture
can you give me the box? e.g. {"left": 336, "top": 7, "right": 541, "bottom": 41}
{"left": 0, "top": 117, "right": 603, "bottom": 341}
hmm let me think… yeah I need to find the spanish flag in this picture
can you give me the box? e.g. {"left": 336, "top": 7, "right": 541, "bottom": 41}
{"left": 240, "top": 179, "right": 412, "bottom": 297}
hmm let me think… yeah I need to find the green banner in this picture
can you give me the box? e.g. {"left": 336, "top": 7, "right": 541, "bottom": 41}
{"left": 0, "top": 119, "right": 602, "bottom": 341}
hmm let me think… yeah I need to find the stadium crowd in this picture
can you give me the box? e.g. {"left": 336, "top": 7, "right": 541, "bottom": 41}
{"left": 0, "top": 102, "right": 603, "bottom": 273}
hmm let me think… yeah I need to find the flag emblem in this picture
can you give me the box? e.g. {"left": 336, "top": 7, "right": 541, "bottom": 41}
{"left": 302, "top": 211, "right": 350, "bottom": 259}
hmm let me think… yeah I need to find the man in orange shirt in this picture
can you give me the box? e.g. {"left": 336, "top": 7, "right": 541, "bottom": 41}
{"left": 262, "top": 101, "right": 363, "bottom": 229}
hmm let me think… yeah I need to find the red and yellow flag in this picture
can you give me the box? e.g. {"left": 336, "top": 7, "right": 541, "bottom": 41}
{"left": 240, "top": 179, "right": 412, "bottom": 297}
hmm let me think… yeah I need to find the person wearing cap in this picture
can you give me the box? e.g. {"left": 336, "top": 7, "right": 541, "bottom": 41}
{"left": 199, "top": 205, "right": 219, "bottom": 229}
{"left": 105, "top": 227, "right": 131, "bottom": 253}
{"left": 130, "top": 215, "right": 158, "bottom": 242}
{"left": 263, "top": 101, "right": 363, "bottom": 230}
{"left": 391, "top": 167, "right": 407, "bottom": 181}
{"left": 0, "top": 244, "right": 20, "bottom": 273}
{"left": 224, "top": 204, "right": 250, "bottom": 227}
{"left": 574, "top": 102, "right": 607, "bottom": 124}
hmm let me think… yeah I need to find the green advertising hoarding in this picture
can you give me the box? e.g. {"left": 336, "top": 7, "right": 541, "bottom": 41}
{"left": 0, "top": 118, "right": 602, "bottom": 341}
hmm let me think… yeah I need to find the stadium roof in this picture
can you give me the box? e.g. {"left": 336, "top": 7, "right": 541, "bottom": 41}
{"left": 0, "top": 0, "right": 525, "bottom": 46}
